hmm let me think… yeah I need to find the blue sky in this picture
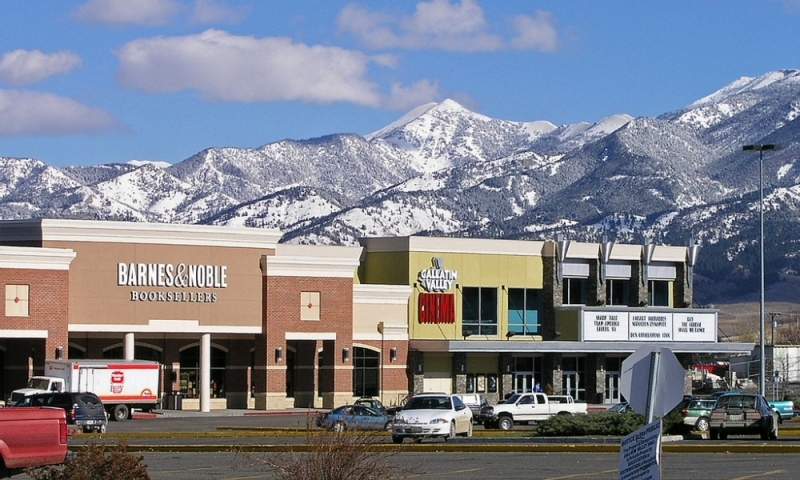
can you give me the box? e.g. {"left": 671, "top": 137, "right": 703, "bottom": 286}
{"left": 2, "top": 0, "right": 800, "bottom": 167}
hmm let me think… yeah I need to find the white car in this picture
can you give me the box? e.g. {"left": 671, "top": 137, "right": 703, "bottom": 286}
{"left": 391, "top": 393, "right": 473, "bottom": 443}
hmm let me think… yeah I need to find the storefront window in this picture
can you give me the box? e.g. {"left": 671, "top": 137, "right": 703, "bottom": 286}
{"left": 605, "top": 279, "right": 630, "bottom": 306}
{"left": 647, "top": 280, "right": 670, "bottom": 306}
{"left": 462, "top": 287, "right": 498, "bottom": 336}
{"left": 353, "top": 347, "right": 379, "bottom": 397}
{"left": 179, "top": 346, "right": 226, "bottom": 399}
{"left": 562, "top": 278, "right": 586, "bottom": 305}
{"left": 507, "top": 288, "right": 541, "bottom": 335}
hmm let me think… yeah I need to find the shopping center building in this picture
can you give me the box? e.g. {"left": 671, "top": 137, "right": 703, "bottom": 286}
{"left": 0, "top": 219, "right": 753, "bottom": 411}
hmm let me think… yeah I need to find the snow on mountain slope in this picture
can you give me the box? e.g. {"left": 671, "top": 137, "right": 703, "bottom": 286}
{"left": 689, "top": 70, "right": 800, "bottom": 108}
{"left": 367, "top": 99, "right": 540, "bottom": 172}
{"left": 204, "top": 186, "right": 345, "bottom": 230}
{"left": 92, "top": 163, "right": 190, "bottom": 219}
{"left": 0, "top": 157, "right": 82, "bottom": 200}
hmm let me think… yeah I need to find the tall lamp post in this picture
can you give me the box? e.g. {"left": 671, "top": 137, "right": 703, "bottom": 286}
{"left": 742, "top": 143, "right": 778, "bottom": 396}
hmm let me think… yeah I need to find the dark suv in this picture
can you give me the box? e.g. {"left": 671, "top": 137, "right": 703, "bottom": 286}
{"left": 708, "top": 393, "right": 778, "bottom": 440}
{"left": 15, "top": 392, "right": 108, "bottom": 433}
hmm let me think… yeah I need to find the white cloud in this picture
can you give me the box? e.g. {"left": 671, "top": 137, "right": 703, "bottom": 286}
{"left": 0, "top": 50, "right": 82, "bottom": 86}
{"left": 510, "top": 11, "right": 558, "bottom": 51}
{"left": 115, "top": 29, "right": 388, "bottom": 106}
{"left": 190, "top": 0, "right": 247, "bottom": 24}
{"left": 0, "top": 90, "right": 119, "bottom": 136}
{"left": 386, "top": 79, "right": 440, "bottom": 110}
{"left": 337, "top": 0, "right": 559, "bottom": 52}
{"left": 73, "top": 0, "right": 182, "bottom": 26}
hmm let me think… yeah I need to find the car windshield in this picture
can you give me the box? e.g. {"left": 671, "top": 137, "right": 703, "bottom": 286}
{"left": 609, "top": 403, "right": 628, "bottom": 412}
{"left": 404, "top": 396, "right": 451, "bottom": 410}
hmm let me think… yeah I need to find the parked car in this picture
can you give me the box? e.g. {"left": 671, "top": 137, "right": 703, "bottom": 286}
{"left": 454, "top": 393, "right": 488, "bottom": 422}
{"left": 391, "top": 393, "right": 473, "bottom": 443}
{"left": 708, "top": 393, "right": 779, "bottom": 440}
{"left": 767, "top": 399, "right": 796, "bottom": 422}
{"left": 14, "top": 392, "right": 108, "bottom": 433}
{"left": 681, "top": 398, "right": 717, "bottom": 432}
{"left": 354, "top": 396, "right": 388, "bottom": 415}
{"left": 316, "top": 404, "right": 392, "bottom": 432}
{"left": 708, "top": 390, "right": 739, "bottom": 400}
{"left": 607, "top": 402, "right": 633, "bottom": 413}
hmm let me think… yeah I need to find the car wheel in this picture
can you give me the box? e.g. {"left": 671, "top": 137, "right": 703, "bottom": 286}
{"left": 769, "top": 418, "right": 779, "bottom": 440}
{"left": 464, "top": 421, "right": 473, "bottom": 437}
{"left": 112, "top": 404, "right": 129, "bottom": 422}
{"left": 498, "top": 416, "right": 513, "bottom": 431}
{"left": 444, "top": 421, "right": 455, "bottom": 442}
{"left": 391, "top": 435, "right": 404, "bottom": 444}
{"left": 332, "top": 421, "right": 345, "bottom": 433}
{"left": 83, "top": 426, "right": 91, "bottom": 434}
{"left": 99, "top": 424, "right": 107, "bottom": 434}
{"left": 695, "top": 417, "right": 710, "bottom": 432}
{"left": 383, "top": 421, "right": 392, "bottom": 430}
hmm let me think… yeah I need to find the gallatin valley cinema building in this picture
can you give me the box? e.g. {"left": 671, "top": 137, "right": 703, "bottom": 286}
{"left": 0, "top": 219, "right": 752, "bottom": 411}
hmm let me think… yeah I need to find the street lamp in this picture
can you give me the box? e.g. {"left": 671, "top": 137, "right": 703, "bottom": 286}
{"left": 742, "top": 143, "right": 778, "bottom": 396}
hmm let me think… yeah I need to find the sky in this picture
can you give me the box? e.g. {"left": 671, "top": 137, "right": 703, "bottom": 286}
{"left": 2, "top": 1, "right": 800, "bottom": 168}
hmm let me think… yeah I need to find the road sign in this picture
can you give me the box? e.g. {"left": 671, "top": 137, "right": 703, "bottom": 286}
{"left": 620, "top": 345, "right": 685, "bottom": 420}
{"left": 619, "top": 419, "right": 661, "bottom": 480}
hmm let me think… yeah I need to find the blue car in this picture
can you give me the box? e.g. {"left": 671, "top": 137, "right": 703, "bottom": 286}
{"left": 317, "top": 405, "right": 392, "bottom": 432}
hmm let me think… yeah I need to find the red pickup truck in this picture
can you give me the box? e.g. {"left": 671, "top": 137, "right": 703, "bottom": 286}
{"left": 0, "top": 407, "right": 68, "bottom": 477}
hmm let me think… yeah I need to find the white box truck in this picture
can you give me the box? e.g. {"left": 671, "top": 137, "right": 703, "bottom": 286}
{"left": 8, "top": 359, "right": 160, "bottom": 421}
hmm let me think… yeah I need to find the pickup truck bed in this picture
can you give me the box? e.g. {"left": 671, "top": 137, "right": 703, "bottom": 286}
{"left": 0, "top": 407, "right": 68, "bottom": 477}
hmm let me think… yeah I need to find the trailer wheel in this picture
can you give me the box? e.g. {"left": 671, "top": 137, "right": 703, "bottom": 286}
{"left": 112, "top": 404, "right": 130, "bottom": 421}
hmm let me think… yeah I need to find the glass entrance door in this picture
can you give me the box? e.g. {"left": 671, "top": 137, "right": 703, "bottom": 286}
{"left": 514, "top": 373, "right": 533, "bottom": 393}
{"left": 562, "top": 372, "right": 584, "bottom": 400}
{"left": 605, "top": 372, "right": 620, "bottom": 404}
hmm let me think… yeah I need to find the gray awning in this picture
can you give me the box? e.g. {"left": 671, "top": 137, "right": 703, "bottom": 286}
{"left": 410, "top": 340, "right": 755, "bottom": 355}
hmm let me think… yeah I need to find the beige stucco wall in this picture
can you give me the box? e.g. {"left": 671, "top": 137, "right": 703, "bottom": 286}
{"left": 46, "top": 240, "right": 267, "bottom": 329}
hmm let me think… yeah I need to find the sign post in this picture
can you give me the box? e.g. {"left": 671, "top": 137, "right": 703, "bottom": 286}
{"left": 619, "top": 346, "right": 686, "bottom": 480}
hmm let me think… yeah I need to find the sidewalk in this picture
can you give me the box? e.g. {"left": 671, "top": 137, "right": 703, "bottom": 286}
{"left": 134, "top": 407, "right": 323, "bottom": 419}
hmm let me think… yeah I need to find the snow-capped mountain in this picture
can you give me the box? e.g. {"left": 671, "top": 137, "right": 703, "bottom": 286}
{"left": 3, "top": 69, "right": 800, "bottom": 304}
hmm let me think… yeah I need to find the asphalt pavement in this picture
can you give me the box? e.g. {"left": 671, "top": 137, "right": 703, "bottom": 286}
{"left": 61, "top": 407, "right": 800, "bottom": 454}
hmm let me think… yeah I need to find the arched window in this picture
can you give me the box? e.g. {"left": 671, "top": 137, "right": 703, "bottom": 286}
{"left": 179, "top": 346, "right": 227, "bottom": 399}
{"left": 353, "top": 347, "right": 379, "bottom": 397}
{"left": 102, "top": 344, "right": 162, "bottom": 362}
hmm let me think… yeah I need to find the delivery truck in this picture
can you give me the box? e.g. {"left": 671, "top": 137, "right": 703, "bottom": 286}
{"left": 7, "top": 359, "right": 160, "bottom": 421}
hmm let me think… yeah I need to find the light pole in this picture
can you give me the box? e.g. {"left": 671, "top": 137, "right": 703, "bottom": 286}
{"left": 742, "top": 143, "right": 778, "bottom": 396}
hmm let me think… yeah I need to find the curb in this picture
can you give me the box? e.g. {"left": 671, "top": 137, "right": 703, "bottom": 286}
{"left": 67, "top": 441, "right": 800, "bottom": 454}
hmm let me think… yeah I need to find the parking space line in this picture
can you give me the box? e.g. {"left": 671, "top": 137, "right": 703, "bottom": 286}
{"left": 729, "top": 470, "right": 787, "bottom": 480}
{"left": 541, "top": 469, "right": 618, "bottom": 479}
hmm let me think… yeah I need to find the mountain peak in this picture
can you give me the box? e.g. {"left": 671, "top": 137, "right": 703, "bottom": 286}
{"left": 689, "top": 69, "right": 800, "bottom": 108}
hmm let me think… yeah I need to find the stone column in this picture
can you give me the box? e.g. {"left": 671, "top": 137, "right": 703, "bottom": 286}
{"left": 542, "top": 244, "right": 560, "bottom": 341}
{"left": 500, "top": 353, "right": 514, "bottom": 402}
{"left": 453, "top": 352, "right": 467, "bottom": 393}
{"left": 409, "top": 350, "right": 424, "bottom": 394}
